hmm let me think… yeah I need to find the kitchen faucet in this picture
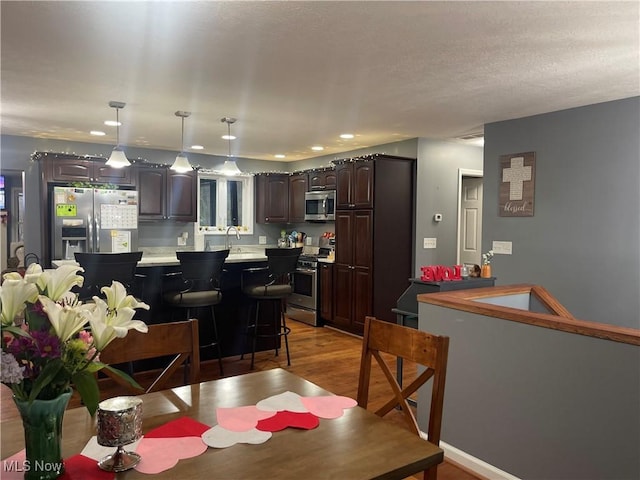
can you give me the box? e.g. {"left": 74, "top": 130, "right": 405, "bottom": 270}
{"left": 225, "top": 226, "right": 241, "bottom": 251}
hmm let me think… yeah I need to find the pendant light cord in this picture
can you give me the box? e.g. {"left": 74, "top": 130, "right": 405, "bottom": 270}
{"left": 115, "top": 107, "right": 120, "bottom": 146}
{"left": 181, "top": 115, "right": 185, "bottom": 153}
{"left": 227, "top": 121, "right": 232, "bottom": 158}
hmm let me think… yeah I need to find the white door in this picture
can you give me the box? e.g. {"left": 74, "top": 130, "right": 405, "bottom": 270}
{"left": 458, "top": 176, "right": 483, "bottom": 265}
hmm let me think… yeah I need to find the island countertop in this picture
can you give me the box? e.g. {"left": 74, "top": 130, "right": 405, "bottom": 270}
{"left": 52, "top": 251, "right": 268, "bottom": 268}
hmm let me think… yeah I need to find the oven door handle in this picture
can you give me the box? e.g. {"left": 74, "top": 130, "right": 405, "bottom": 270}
{"left": 296, "top": 268, "right": 317, "bottom": 274}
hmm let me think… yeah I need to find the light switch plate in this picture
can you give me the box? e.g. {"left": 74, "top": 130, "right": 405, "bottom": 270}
{"left": 258, "top": 236, "right": 267, "bottom": 245}
{"left": 306, "top": 237, "right": 313, "bottom": 245}
{"left": 423, "top": 237, "right": 437, "bottom": 249}
{"left": 177, "top": 237, "right": 186, "bottom": 246}
{"left": 492, "top": 240, "right": 512, "bottom": 254}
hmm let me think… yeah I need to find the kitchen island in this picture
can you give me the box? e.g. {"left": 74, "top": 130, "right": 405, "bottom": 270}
{"left": 55, "top": 250, "right": 282, "bottom": 363}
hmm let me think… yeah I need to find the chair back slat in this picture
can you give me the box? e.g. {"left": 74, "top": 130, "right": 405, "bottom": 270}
{"left": 99, "top": 319, "right": 200, "bottom": 394}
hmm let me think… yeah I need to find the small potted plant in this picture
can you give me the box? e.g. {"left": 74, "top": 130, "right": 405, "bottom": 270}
{"left": 481, "top": 250, "right": 494, "bottom": 278}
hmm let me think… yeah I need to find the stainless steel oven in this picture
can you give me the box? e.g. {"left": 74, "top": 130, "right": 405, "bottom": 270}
{"left": 286, "top": 256, "right": 319, "bottom": 326}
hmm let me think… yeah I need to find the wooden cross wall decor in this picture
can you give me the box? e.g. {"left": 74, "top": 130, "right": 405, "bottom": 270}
{"left": 499, "top": 151, "right": 536, "bottom": 217}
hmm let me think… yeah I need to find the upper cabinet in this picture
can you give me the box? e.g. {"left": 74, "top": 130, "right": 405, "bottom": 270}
{"left": 335, "top": 161, "right": 374, "bottom": 209}
{"left": 255, "top": 173, "right": 289, "bottom": 224}
{"left": 309, "top": 168, "right": 336, "bottom": 191}
{"left": 255, "top": 172, "right": 309, "bottom": 224}
{"left": 43, "top": 156, "right": 135, "bottom": 186}
{"left": 288, "top": 172, "right": 308, "bottom": 223}
{"left": 138, "top": 166, "right": 197, "bottom": 222}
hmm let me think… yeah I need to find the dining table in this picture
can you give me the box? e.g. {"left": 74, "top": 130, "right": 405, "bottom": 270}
{"left": 0, "top": 368, "right": 443, "bottom": 479}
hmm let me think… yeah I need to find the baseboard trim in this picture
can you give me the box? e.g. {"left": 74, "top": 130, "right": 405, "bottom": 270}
{"left": 439, "top": 441, "right": 521, "bottom": 480}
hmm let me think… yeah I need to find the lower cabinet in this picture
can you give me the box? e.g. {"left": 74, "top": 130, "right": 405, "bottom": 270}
{"left": 332, "top": 263, "right": 372, "bottom": 333}
{"left": 319, "top": 262, "right": 334, "bottom": 323}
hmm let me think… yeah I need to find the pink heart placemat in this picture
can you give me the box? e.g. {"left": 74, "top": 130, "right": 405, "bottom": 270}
{"left": 217, "top": 405, "right": 277, "bottom": 432}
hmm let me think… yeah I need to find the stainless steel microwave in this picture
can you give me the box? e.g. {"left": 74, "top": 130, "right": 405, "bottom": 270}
{"left": 305, "top": 190, "right": 335, "bottom": 221}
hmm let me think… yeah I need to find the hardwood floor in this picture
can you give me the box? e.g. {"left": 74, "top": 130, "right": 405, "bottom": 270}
{"left": 1, "top": 319, "right": 480, "bottom": 480}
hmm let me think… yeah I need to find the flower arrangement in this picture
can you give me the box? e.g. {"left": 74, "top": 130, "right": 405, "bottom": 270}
{"left": 482, "top": 250, "right": 494, "bottom": 265}
{"left": 1, "top": 263, "right": 149, "bottom": 415}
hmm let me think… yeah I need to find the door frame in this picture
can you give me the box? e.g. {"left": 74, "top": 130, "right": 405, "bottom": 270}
{"left": 456, "top": 168, "right": 483, "bottom": 264}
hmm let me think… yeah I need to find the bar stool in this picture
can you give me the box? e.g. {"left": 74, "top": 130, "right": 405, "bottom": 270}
{"left": 241, "top": 247, "right": 302, "bottom": 369}
{"left": 163, "top": 250, "right": 229, "bottom": 375}
{"left": 74, "top": 252, "right": 143, "bottom": 301}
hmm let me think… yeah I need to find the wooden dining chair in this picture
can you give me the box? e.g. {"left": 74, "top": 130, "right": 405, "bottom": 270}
{"left": 357, "top": 316, "right": 449, "bottom": 480}
{"left": 99, "top": 319, "right": 200, "bottom": 395}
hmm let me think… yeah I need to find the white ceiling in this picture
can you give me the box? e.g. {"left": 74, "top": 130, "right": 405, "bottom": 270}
{"left": 1, "top": 1, "right": 638, "bottom": 162}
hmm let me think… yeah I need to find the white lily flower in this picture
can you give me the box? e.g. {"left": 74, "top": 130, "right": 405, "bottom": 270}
{"left": 100, "top": 281, "right": 150, "bottom": 311}
{"left": 36, "top": 264, "right": 84, "bottom": 301}
{"left": 88, "top": 298, "right": 148, "bottom": 350}
{"left": 23, "top": 263, "right": 43, "bottom": 284}
{"left": 0, "top": 277, "right": 39, "bottom": 326}
{"left": 38, "top": 296, "right": 90, "bottom": 342}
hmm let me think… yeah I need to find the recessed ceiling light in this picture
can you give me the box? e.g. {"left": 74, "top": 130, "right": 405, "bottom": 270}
{"left": 104, "top": 120, "right": 121, "bottom": 127}
{"left": 191, "top": 145, "right": 204, "bottom": 150}
{"left": 340, "top": 133, "right": 354, "bottom": 139}
{"left": 311, "top": 146, "right": 324, "bottom": 151}
{"left": 90, "top": 130, "right": 106, "bottom": 136}
{"left": 274, "top": 154, "right": 286, "bottom": 159}
{"left": 222, "top": 134, "right": 236, "bottom": 140}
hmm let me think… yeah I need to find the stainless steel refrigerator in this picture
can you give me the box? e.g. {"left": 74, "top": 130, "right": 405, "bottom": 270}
{"left": 51, "top": 186, "right": 139, "bottom": 260}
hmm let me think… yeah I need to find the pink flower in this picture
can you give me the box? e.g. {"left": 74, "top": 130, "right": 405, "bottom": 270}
{"left": 78, "top": 329, "right": 98, "bottom": 361}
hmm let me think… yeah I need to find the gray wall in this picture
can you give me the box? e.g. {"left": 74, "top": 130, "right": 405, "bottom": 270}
{"left": 418, "top": 301, "right": 640, "bottom": 480}
{"left": 414, "top": 139, "right": 484, "bottom": 274}
{"left": 483, "top": 97, "right": 640, "bottom": 328}
{"left": 0, "top": 134, "right": 290, "bottom": 258}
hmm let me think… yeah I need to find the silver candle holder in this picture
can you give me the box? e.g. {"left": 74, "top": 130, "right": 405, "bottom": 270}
{"left": 96, "top": 396, "right": 143, "bottom": 472}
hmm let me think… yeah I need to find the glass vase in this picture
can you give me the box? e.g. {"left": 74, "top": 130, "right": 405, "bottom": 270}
{"left": 13, "top": 389, "right": 72, "bottom": 480}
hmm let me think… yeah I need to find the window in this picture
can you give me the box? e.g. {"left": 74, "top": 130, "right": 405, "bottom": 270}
{"left": 198, "top": 172, "right": 254, "bottom": 234}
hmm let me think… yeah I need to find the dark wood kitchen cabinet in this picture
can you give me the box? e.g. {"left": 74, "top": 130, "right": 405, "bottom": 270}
{"left": 43, "top": 155, "right": 135, "bottom": 186}
{"left": 309, "top": 168, "right": 336, "bottom": 191}
{"left": 255, "top": 173, "right": 289, "bottom": 224}
{"left": 335, "top": 160, "right": 374, "bottom": 209}
{"left": 288, "top": 172, "right": 308, "bottom": 223}
{"left": 329, "top": 154, "right": 414, "bottom": 336}
{"left": 332, "top": 210, "right": 373, "bottom": 333}
{"left": 319, "top": 262, "right": 334, "bottom": 323}
{"left": 138, "top": 166, "right": 197, "bottom": 221}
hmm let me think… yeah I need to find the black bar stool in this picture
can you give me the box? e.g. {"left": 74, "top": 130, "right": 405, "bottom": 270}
{"left": 74, "top": 252, "right": 143, "bottom": 301}
{"left": 163, "top": 250, "right": 229, "bottom": 375}
{"left": 241, "top": 247, "right": 302, "bottom": 369}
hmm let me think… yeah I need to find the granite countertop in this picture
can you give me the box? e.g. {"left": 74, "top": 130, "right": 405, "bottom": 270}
{"left": 52, "top": 251, "right": 268, "bottom": 268}
{"left": 318, "top": 258, "right": 335, "bottom": 264}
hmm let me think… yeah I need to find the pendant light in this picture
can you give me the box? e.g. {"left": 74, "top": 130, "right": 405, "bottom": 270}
{"left": 171, "top": 111, "right": 193, "bottom": 172}
{"left": 219, "top": 117, "right": 242, "bottom": 176}
{"left": 105, "top": 101, "right": 130, "bottom": 168}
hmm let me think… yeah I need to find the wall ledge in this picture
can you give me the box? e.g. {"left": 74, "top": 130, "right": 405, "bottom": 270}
{"left": 418, "top": 284, "right": 640, "bottom": 346}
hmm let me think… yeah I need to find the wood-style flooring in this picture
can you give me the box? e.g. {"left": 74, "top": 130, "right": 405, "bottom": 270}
{"left": 1, "top": 318, "right": 480, "bottom": 480}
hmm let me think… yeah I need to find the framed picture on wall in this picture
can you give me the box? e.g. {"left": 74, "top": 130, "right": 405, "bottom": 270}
{"left": 499, "top": 151, "right": 536, "bottom": 217}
